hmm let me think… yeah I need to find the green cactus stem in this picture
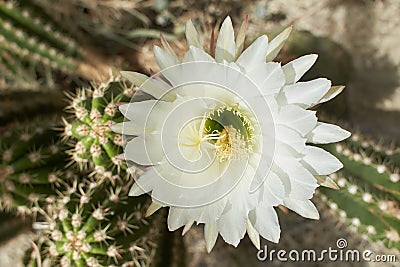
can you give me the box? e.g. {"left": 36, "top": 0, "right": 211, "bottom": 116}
{"left": 0, "top": 90, "right": 64, "bottom": 127}
{"left": 0, "top": 1, "right": 79, "bottom": 88}
{"left": 0, "top": 124, "right": 70, "bottom": 214}
{"left": 320, "top": 132, "right": 400, "bottom": 251}
{"left": 25, "top": 176, "right": 160, "bottom": 267}
{"left": 63, "top": 76, "right": 136, "bottom": 180}
{"left": 0, "top": 0, "right": 112, "bottom": 90}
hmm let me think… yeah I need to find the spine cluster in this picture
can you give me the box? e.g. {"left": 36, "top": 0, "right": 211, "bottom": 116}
{"left": 0, "top": 123, "right": 69, "bottom": 214}
{"left": 25, "top": 178, "right": 158, "bottom": 267}
{"left": 0, "top": 1, "right": 80, "bottom": 89}
{"left": 0, "top": 76, "right": 188, "bottom": 266}
{"left": 63, "top": 77, "right": 136, "bottom": 180}
{"left": 320, "top": 131, "right": 400, "bottom": 250}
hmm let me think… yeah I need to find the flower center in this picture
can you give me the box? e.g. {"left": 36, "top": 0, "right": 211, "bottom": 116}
{"left": 214, "top": 126, "right": 249, "bottom": 161}
{"left": 204, "top": 106, "right": 254, "bottom": 162}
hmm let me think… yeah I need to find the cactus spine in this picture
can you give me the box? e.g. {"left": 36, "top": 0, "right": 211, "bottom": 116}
{"left": 0, "top": 0, "right": 113, "bottom": 90}
{"left": 63, "top": 77, "right": 136, "bottom": 179}
{"left": 0, "top": 90, "right": 64, "bottom": 126}
{"left": 0, "top": 1, "right": 80, "bottom": 89}
{"left": 320, "top": 131, "right": 400, "bottom": 250}
{"left": 25, "top": 177, "right": 159, "bottom": 267}
{"left": 0, "top": 123, "right": 70, "bottom": 214}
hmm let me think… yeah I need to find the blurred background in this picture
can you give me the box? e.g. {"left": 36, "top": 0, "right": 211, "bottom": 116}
{"left": 0, "top": 0, "right": 399, "bottom": 266}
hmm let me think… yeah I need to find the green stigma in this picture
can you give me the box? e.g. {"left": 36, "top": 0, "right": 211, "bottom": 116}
{"left": 203, "top": 106, "right": 254, "bottom": 161}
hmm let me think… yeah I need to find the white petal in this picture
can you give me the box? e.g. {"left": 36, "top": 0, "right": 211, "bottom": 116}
{"left": 265, "top": 26, "right": 292, "bottom": 62}
{"left": 262, "top": 94, "right": 279, "bottom": 113}
{"left": 275, "top": 154, "right": 317, "bottom": 188}
{"left": 266, "top": 164, "right": 292, "bottom": 198}
{"left": 246, "top": 62, "right": 285, "bottom": 95}
{"left": 182, "top": 220, "right": 195, "bottom": 236}
{"left": 145, "top": 201, "right": 163, "bottom": 217}
{"left": 315, "top": 175, "right": 339, "bottom": 189}
{"left": 185, "top": 19, "right": 202, "bottom": 48}
{"left": 249, "top": 155, "right": 271, "bottom": 193}
{"left": 109, "top": 122, "right": 124, "bottom": 134}
{"left": 302, "top": 146, "right": 343, "bottom": 175}
{"left": 307, "top": 122, "right": 351, "bottom": 144}
{"left": 234, "top": 16, "right": 248, "bottom": 59}
{"left": 236, "top": 35, "right": 268, "bottom": 68}
{"left": 276, "top": 125, "right": 306, "bottom": 153}
{"left": 120, "top": 71, "right": 175, "bottom": 101}
{"left": 246, "top": 219, "right": 260, "bottom": 250}
{"left": 167, "top": 202, "right": 226, "bottom": 231}
{"left": 276, "top": 105, "right": 317, "bottom": 136}
{"left": 129, "top": 184, "right": 146, "bottom": 197}
{"left": 217, "top": 206, "right": 247, "bottom": 246}
{"left": 154, "top": 45, "right": 179, "bottom": 69}
{"left": 217, "top": 168, "right": 254, "bottom": 247}
{"left": 172, "top": 198, "right": 226, "bottom": 224}
{"left": 119, "top": 100, "right": 171, "bottom": 129}
{"left": 262, "top": 171, "right": 285, "bottom": 205}
{"left": 204, "top": 222, "right": 218, "bottom": 253}
{"left": 282, "top": 54, "right": 318, "bottom": 84}
{"left": 272, "top": 163, "right": 314, "bottom": 200}
{"left": 183, "top": 46, "right": 215, "bottom": 63}
{"left": 121, "top": 71, "right": 148, "bottom": 87}
{"left": 129, "top": 168, "right": 158, "bottom": 196}
{"left": 124, "top": 136, "right": 162, "bottom": 165}
{"left": 119, "top": 101, "right": 154, "bottom": 127}
{"left": 249, "top": 204, "right": 280, "bottom": 243}
{"left": 260, "top": 63, "right": 285, "bottom": 95}
{"left": 282, "top": 78, "right": 331, "bottom": 108}
{"left": 215, "top": 16, "right": 236, "bottom": 63}
{"left": 160, "top": 33, "right": 177, "bottom": 57}
{"left": 110, "top": 122, "right": 146, "bottom": 135}
{"left": 318, "top": 85, "right": 345, "bottom": 104}
{"left": 274, "top": 155, "right": 318, "bottom": 199}
{"left": 283, "top": 198, "right": 319, "bottom": 219}
{"left": 167, "top": 207, "right": 188, "bottom": 231}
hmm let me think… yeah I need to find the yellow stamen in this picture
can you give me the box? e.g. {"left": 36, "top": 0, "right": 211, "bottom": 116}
{"left": 215, "top": 126, "right": 249, "bottom": 162}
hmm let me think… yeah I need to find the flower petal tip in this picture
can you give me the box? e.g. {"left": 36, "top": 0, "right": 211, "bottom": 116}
{"left": 120, "top": 70, "right": 131, "bottom": 79}
{"left": 284, "top": 25, "right": 294, "bottom": 34}
{"left": 269, "top": 233, "right": 281, "bottom": 244}
{"left": 310, "top": 212, "right": 320, "bottom": 220}
{"left": 247, "top": 220, "right": 261, "bottom": 250}
{"left": 315, "top": 175, "right": 340, "bottom": 190}
{"left": 343, "top": 129, "right": 351, "bottom": 139}
{"left": 204, "top": 223, "right": 218, "bottom": 253}
{"left": 206, "top": 244, "right": 214, "bottom": 253}
{"left": 145, "top": 202, "right": 162, "bottom": 217}
{"left": 109, "top": 123, "right": 122, "bottom": 133}
{"left": 182, "top": 221, "right": 195, "bottom": 236}
{"left": 128, "top": 183, "right": 145, "bottom": 197}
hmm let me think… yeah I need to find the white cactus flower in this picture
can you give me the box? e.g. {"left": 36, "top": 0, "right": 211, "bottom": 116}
{"left": 112, "top": 16, "right": 350, "bottom": 252}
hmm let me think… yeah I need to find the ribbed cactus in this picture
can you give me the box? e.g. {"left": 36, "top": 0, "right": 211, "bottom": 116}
{"left": 320, "top": 131, "right": 400, "bottom": 250}
{"left": 24, "top": 178, "right": 160, "bottom": 267}
{"left": 0, "top": 123, "right": 69, "bottom": 214}
{"left": 0, "top": 0, "right": 80, "bottom": 88}
{"left": 0, "top": 83, "right": 186, "bottom": 265}
{"left": 30, "top": 0, "right": 183, "bottom": 52}
{"left": 0, "top": 90, "right": 64, "bottom": 127}
{"left": 0, "top": 0, "right": 113, "bottom": 90}
{"left": 1, "top": 4, "right": 398, "bottom": 264}
{"left": 63, "top": 77, "right": 136, "bottom": 179}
